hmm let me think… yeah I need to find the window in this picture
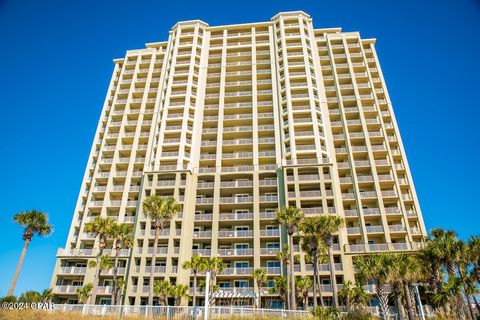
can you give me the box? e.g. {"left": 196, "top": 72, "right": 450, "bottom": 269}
{"left": 266, "top": 242, "right": 280, "bottom": 249}
{"left": 235, "top": 261, "right": 249, "bottom": 269}
{"left": 267, "top": 261, "right": 280, "bottom": 268}
{"left": 235, "top": 280, "right": 249, "bottom": 288}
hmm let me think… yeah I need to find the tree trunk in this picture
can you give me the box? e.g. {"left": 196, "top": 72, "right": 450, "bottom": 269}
{"left": 465, "top": 292, "right": 475, "bottom": 320}
{"left": 327, "top": 244, "right": 338, "bottom": 308}
{"left": 192, "top": 271, "right": 197, "bottom": 307}
{"left": 90, "top": 247, "right": 104, "bottom": 305}
{"left": 377, "top": 284, "right": 390, "bottom": 320}
{"left": 257, "top": 283, "right": 262, "bottom": 309}
{"left": 394, "top": 287, "right": 406, "bottom": 320}
{"left": 472, "top": 295, "right": 480, "bottom": 316}
{"left": 112, "top": 246, "right": 120, "bottom": 305}
{"left": 8, "top": 239, "right": 30, "bottom": 296}
{"left": 315, "top": 255, "right": 325, "bottom": 307}
{"left": 288, "top": 234, "right": 296, "bottom": 310}
{"left": 403, "top": 282, "right": 415, "bottom": 320}
{"left": 148, "top": 227, "right": 160, "bottom": 305}
{"left": 312, "top": 251, "right": 318, "bottom": 309}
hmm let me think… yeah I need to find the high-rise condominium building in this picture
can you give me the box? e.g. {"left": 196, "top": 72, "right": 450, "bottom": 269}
{"left": 51, "top": 11, "right": 427, "bottom": 307}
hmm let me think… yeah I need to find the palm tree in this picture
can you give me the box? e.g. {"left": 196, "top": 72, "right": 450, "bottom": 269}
{"left": 350, "top": 282, "right": 370, "bottom": 310}
{"left": 428, "top": 228, "right": 470, "bottom": 317}
{"left": 18, "top": 291, "right": 41, "bottom": 303}
{"left": 417, "top": 240, "right": 444, "bottom": 293}
{"left": 457, "top": 241, "right": 477, "bottom": 320}
{"left": 182, "top": 254, "right": 205, "bottom": 306}
{"left": 295, "top": 276, "right": 312, "bottom": 310}
{"left": 39, "top": 288, "right": 53, "bottom": 302}
{"left": 299, "top": 216, "right": 326, "bottom": 308}
{"left": 389, "top": 255, "right": 409, "bottom": 320}
{"left": 276, "top": 245, "right": 291, "bottom": 309}
{"left": 252, "top": 268, "right": 267, "bottom": 309}
{"left": 153, "top": 280, "right": 171, "bottom": 306}
{"left": 170, "top": 284, "right": 190, "bottom": 306}
{"left": 8, "top": 210, "right": 53, "bottom": 296}
{"left": 110, "top": 223, "right": 133, "bottom": 305}
{"left": 268, "top": 276, "right": 288, "bottom": 309}
{"left": 468, "top": 236, "right": 480, "bottom": 282}
{"left": 85, "top": 216, "right": 115, "bottom": 304}
{"left": 77, "top": 283, "right": 93, "bottom": 304}
{"left": 115, "top": 278, "right": 127, "bottom": 306}
{"left": 275, "top": 206, "right": 304, "bottom": 310}
{"left": 338, "top": 280, "right": 353, "bottom": 312}
{"left": 391, "top": 254, "right": 423, "bottom": 320}
{"left": 316, "top": 215, "right": 343, "bottom": 308}
{"left": 202, "top": 257, "right": 225, "bottom": 299}
{"left": 143, "top": 196, "right": 181, "bottom": 305}
{"left": 354, "top": 253, "right": 395, "bottom": 320}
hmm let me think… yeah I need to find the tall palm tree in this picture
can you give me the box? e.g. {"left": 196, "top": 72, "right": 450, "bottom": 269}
{"left": 316, "top": 215, "right": 343, "bottom": 308}
{"left": 299, "top": 216, "right": 326, "bottom": 308}
{"left": 153, "top": 280, "right": 171, "bottom": 306}
{"left": 110, "top": 223, "right": 133, "bottom": 305}
{"left": 275, "top": 206, "right": 304, "bottom": 310}
{"left": 417, "top": 241, "right": 444, "bottom": 293}
{"left": 77, "top": 283, "right": 93, "bottom": 304}
{"left": 85, "top": 216, "right": 115, "bottom": 304}
{"left": 202, "top": 257, "right": 225, "bottom": 301}
{"left": 295, "top": 276, "right": 312, "bottom": 310}
{"left": 392, "top": 254, "right": 423, "bottom": 320}
{"left": 429, "top": 228, "right": 470, "bottom": 317}
{"left": 182, "top": 254, "right": 205, "bottom": 306}
{"left": 8, "top": 210, "right": 53, "bottom": 296}
{"left": 468, "top": 236, "right": 480, "bottom": 282}
{"left": 142, "top": 196, "right": 181, "bottom": 305}
{"left": 355, "top": 253, "right": 395, "bottom": 320}
{"left": 268, "top": 276, "right": 288, "bottom": 309}
{"left": 252, "top": 268, "right": 267, "bottom": 309}
{"left": 389, "top": 254, "right": 410, "bottom": 320}
{"left": 457, "top": 241, "right": 477, "bottom": 320}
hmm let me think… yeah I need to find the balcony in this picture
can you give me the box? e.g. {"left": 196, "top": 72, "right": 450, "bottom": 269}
{"left": 58, "top": 267, "right": 86, "bottom": 275}
{"left": 218, "top": 212, "right": 253, "bottom": 220}
{"left": 220, "top": 267, "right": 253, "bottom": 275}
{"left": 260, "top": 229, "right": 280, "bottom": 237}
{"left": 219, "top": 196, "right": 253, "bottom": 204}
{"left": 192, "top": 249, "right": 211, "bottom": 256}
{"left": 218, "top": 230, "right": 253, "bottom": 238}
{"left": 193, "top": 231, "right": 212, "bottom": 238}
{"left": 218, "top": 248, "right": 253, "bottom": 256}
{"left": 53, "top": 285, "right": 81, "bottom": 294}
{"left": 366, "top": 225, "right": 384, "bottom": 233}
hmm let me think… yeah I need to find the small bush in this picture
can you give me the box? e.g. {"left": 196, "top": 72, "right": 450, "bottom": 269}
{"left": 0, "top": 296, "right": 17, "bottom": 303}
{"left": 343, "top": 308, "right": 377, "bottom": 320}
{"left": 311, "top": 307, "right": 340, "bottom": 320}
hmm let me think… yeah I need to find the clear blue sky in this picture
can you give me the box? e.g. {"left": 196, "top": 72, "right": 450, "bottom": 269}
{"left": 0, "top": 0, "right": 479, "bottom": 297}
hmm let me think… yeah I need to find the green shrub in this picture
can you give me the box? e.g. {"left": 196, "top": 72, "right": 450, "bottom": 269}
{"left": 311, "top": 307, "right": 340, "bottom": 320}
{"left": 0, "top": 296, "right": 17, "bottom": 303}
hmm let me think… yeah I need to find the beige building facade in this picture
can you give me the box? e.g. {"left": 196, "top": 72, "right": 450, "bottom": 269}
{"left": 50, "top": 11, "right": 427, "bottom": 307}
